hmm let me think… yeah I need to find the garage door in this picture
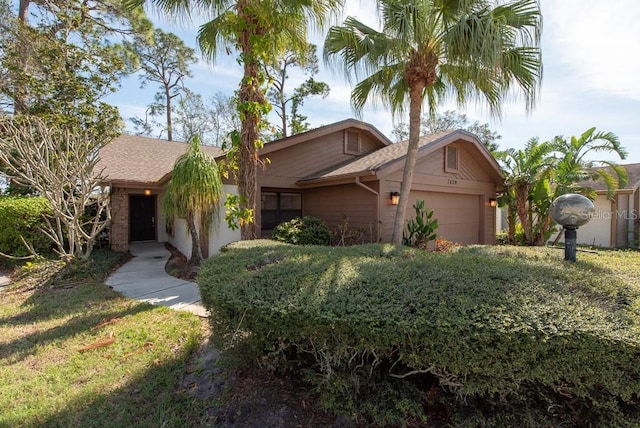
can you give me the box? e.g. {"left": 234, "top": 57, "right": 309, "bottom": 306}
{"left": 409, "top": 191, "right": 480, "bottom": 244}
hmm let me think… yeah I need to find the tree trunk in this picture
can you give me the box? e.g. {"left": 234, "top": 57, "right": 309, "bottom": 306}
{"left": 507, "top": 203, "right": 517, "bottom": 244}
{"left": 237, "top": 2, "right": 264, "bottom": 240}
{"left": 165, "top": 84, "right": 173, "bottom": 141}
{"left": 515, "top": 182, "right": 531, "bottom": 244}
{"left": 186, "top": 214, "right": 202, "bottom": 265}
{"left": 14, "top": 0, "right": 31, "bottom": 115}
{"left": 391, "top": 83, "right": 424, "bottom": 245}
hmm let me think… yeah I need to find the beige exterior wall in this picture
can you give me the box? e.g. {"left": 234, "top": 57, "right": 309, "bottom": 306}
{"left": 304, "top": 182, "right": 379, "bottom": 243}
{"left": 557, "top": 190, "right": 640, "bottom": 249}
{"left": 379, "top": 142, "right": 497, "bottom": 244}
{"left": 560, "top": 195, "right": 613, "bottom": 247}
{"left": 165, "top": 185, "right": 241, "bottom": 258}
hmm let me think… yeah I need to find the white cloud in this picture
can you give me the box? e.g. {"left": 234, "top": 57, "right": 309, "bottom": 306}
{"left": 542, "top": 0, "right": 640, "bottom": 101}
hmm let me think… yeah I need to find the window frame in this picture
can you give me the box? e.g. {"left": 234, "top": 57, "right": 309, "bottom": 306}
{"left": 260, "top": 190, "right": 303, "bottom": 231}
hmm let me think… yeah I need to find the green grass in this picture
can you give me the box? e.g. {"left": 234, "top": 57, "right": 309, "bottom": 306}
{"left": 0, "top": 250, "right": 210, "bottom": 428}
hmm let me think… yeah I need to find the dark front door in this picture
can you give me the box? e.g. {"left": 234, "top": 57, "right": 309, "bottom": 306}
{"left": 130, "top": 195, "right": 156, "bottom": 241}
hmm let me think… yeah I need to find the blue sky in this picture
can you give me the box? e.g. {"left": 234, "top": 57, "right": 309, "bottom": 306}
{"left": 106, "top": 0, "right": 640, "bottom": 163}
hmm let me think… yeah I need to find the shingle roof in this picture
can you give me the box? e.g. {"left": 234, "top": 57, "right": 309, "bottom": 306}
{"left": 97, "top": 134, "right": 223, "bottom": 185}
{"left": 581, "top": 162, "right": 640, "bottom": 191}
{"left": 299, "top": 130, "right": 455, "bottom": 182}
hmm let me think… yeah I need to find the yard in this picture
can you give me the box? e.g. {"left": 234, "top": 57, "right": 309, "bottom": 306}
{"left": 2, "top": 244, "right": 640, "bottom": 426}
{"left": 0, "top": 252, "right": 210, "bottom": 428}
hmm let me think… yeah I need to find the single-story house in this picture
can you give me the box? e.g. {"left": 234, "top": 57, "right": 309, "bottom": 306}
{"left": 98, "top": 119, "right": 504, "bottom": 256}
{"left": 568, "top": 163, "right": 640, "bottom": 248}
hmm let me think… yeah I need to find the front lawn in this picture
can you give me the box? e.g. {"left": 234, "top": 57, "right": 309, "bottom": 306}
{"left": 0, "top": 251, "right": 209, "bottom": 428}
{"left": 199, "top": 241, "right": 640, "bottom": 426}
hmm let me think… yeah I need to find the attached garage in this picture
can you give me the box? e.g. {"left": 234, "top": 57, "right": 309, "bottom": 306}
{"left": 409, "top": 191, "right": 481, "bottom": 244}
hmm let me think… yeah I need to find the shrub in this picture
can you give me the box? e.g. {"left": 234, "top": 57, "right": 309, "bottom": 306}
{"left": 271, "top": 216, "right": 331, "bottom": 246}
{"left": 0, "top": 196, "right": 52, "bottom": 257}
{"left": 402, "top": 200, "right": 438, "bottom": 248}
{"left": 434, "top": 238, "right": 461, "bottom": 252}
{"left": 199, "top": 241, "right": 640, "bottom": 426}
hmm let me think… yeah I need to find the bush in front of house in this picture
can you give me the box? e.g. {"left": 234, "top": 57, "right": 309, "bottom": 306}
{"left": 0, "top": 195, "right": 52, "bottom": 257}
{"left": 402, "top": 199, "right": 438, "bottom": 248}
{"left": 271, "top": 216, "right": 331, "bottom": 246}
{"left": 198, "top": 241, "right": 640, "bottom": 426}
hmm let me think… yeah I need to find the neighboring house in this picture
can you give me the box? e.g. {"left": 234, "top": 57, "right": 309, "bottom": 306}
{"left": 98, "top": 119, "right": 504, "bottom": 256}
{"left": 570, "top": 163, "right": 640, "bottom": 248}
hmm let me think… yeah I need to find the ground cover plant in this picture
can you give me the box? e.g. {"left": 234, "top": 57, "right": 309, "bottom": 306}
{"left": 0, "top": 250, "right": 209, "bottom": 428}
{"left": 199, "top": 241, "right": 640, "bottom": 426}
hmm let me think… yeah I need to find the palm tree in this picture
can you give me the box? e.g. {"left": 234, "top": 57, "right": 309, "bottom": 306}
{"left": 162, "top": 136, "right": 223, "bottom": 265}
{"left": 495, "top": 138, "right": 554, "bottom": 245}
{"left": 129, "top": 0, "right": 341, "bottom": 240}
{"left": 324, "top": 0, "right": 542, "bottom": 245}
{"left": 551, "top": 128, "right": 628, "bottom": 200}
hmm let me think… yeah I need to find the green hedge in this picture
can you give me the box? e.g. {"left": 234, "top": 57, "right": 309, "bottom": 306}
{"left": 0, "top": 196, "right": 51, "bottom": 257}
{"left": 272, "top": 216, "right": 331, "bottom": 246}
{"left": 198, "top": 241, "right": 640, "bottom": 426}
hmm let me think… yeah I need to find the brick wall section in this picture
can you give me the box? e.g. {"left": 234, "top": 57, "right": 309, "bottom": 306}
{"left": 110, "top": 187, "right": 129, "bottom": 252}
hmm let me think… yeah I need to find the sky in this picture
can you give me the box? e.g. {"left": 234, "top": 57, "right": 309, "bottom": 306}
{"left": 106, "top": 0, "right": 640, "bottom": 163}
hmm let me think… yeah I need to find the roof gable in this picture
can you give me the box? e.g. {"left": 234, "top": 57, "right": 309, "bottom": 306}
{"left": 300, "top": 130, "right": 503, "bottom": 183}
{"left": 260, "top": 118, "right": 392, "bottom": 155}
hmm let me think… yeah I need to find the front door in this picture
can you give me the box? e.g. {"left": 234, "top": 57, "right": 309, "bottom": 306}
{"left": 129, "top": 195, "right": 156, "bottom": 241}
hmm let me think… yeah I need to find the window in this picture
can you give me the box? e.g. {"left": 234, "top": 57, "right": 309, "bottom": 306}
{"left": 445, "top": 145, "right": 459, "bottom": 173}
{"left": 261, "top": 191, "right": 302, "bottom": 230}
{"left": 344, "top": 130, "right": 361, "bottom": 155}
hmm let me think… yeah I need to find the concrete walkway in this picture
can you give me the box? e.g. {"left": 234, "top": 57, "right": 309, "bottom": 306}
{"left": 106, "top": 242, "right": 208, "bottom": 317}
{"left": 0, "top": 272, "right": 10, "bottom": 293}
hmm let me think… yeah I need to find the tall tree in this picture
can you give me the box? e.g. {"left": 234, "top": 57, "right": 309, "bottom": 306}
{"left": 325, "top": 0, "right": 542, "bottom": 245}
{"left": 264, "top": 44, "right": 330, "bottom": 138}
{"left": 392, "top": 110, "right": 502, "bottom": 151}
{"left": 172, "top": 90, "right": 239, "bottom": 146}
{"left": 1, "top": 0, "right": 150, "bottom": 118}
{"left": 130, "top": 0, "right": 341, "bottom": 239}
{"left": 126, "top": 29, "right": 197, "bottom": 141}
{"left": 162, "top": 136, "right": 223, "bottom": 265}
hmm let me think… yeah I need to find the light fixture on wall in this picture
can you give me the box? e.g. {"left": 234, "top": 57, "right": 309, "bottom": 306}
{"left": 390, "top": 191, "right": 400, "bottom": 205}
{"left": 489, "top": 198, "right": 497, "bottom": 208}
{"left": 144, "top": 189, "right": 151, "bottom": 196}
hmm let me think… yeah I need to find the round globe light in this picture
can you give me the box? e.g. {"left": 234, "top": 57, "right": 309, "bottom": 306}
{"left": 550, "top": 193, "right": 595, "bottom": 228}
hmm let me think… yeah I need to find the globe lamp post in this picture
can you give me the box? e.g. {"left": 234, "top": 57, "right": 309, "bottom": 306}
{"left": 549, "top": 194, "right": 595, "bottom": 262}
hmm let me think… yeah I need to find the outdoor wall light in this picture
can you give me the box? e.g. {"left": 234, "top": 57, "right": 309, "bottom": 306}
{"left": 390, "top": 191, "right": 400, "bottom": 205}
{"left": 489, "top": 198, "right": 497, "bottom": 208}
{"left": 144, "top": 189, "right": 151, "bottom": 196}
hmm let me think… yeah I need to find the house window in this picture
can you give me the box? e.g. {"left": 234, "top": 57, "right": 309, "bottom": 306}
{"left": 445, "top": 145, "right": 459, "bottom": 173}
{"left": 344, "top": 130, "right": 361, "bottom": 155}
{"left": 261, "top": 191, "right": 302, "bottom": 230}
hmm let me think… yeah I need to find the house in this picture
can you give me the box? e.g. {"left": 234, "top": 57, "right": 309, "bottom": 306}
{"left": 569, "top": 163, "right": 640, "bottom": 248}
{"left": 97, "top": 119, "right": 504, "bottom": 256}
